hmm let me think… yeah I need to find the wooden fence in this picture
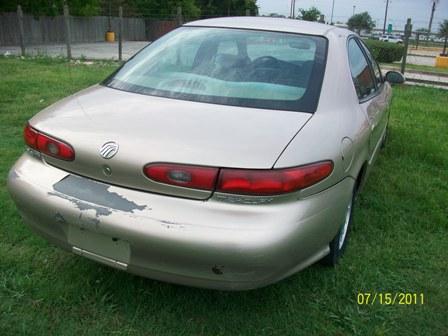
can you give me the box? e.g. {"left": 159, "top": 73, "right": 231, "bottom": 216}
{"left": 0, "top": 12, "right": 177, "bottom": 46}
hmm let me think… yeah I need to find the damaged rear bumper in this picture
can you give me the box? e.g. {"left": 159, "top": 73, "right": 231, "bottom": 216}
{"left": 7, "top": 152, "right": 354, "bottom": 290}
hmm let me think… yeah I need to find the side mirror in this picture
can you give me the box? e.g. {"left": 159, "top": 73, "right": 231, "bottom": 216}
{"left": 385, "top": 71, "right": 405, "bottom": 84}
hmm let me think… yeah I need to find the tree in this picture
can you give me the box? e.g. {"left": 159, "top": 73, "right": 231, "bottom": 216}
{"left": 265, "top": 13, "right": 285, "bottom": 18}
{"left": 347, "top": 12, "right": 375, "bottom": 34}
{"left": 297, "top": 6, "right": 321, "bottom": 22}
{"left": 0, "top": 0, "right": 102, "bottom": 16}
{"left": 439, "top": 20, "right": 448, "bottom": 56}
{"left": 195, "top": 0, "right": 258, "bottom": 17}
{"left": 132, "top": 0, "right": 200, "bottom": 19}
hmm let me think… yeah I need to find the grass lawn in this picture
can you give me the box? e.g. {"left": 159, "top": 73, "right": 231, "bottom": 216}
{"left": 1, "top": 57, "right": 447, "bottom": 335}
{"left": 404, "top": 63, "right": 448, "bottom": 75}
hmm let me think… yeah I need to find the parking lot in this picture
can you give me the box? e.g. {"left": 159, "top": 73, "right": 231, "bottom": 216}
{"left": 0, "top": 41, "right": 149, "bottom": 60}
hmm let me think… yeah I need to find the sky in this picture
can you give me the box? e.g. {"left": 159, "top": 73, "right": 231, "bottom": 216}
{"left": 257, "top": 0, "right": 448, "bottom": 31}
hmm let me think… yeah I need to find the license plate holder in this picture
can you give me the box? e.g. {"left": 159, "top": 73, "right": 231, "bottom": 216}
{"left": 68, "top": 225, "right": 130, "bottom": 267}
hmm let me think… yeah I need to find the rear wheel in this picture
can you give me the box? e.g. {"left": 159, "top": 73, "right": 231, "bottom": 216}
{"left": 321, "top": 189, "right": 355, "bottom": 266}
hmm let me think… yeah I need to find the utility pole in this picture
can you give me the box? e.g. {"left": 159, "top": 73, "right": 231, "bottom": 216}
{"left": 401, "top": 18, "right": 412, "bottom": 74}
{"left": 330, "top": 0, "right": 336, "bottom": 24}
{"left": 382, "top": 0, "right": 390, "bottom": 34}
{"left": 290, "top": 0, "right": 296, "bottom": 18}
{"left": 427, "top": 0, "right": 437, "bottom": 42}
{"left": 352, "top": 5, "right": 356, "bottom": 17}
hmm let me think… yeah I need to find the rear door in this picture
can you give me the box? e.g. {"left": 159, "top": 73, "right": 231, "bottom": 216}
{"left": 347, "top": 37, "right": 390, "bottom": 161}
{"left": 358, "top": 38, "right": 392, "bottom": 155}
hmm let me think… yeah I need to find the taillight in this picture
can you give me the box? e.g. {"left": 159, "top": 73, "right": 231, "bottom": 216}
{"left": 143, "top": 163, "right": 219, "bottom": 190}
{"left": 23, "top": 124, "right": 75, "bottom": 161}
{"left": 216, "top": 161, "right": 333, "bottom": 196}
{"left": 143, "top": 161, "right": 333, "bottom": 196}
{"left": 24, "top": 124, "right": 38, "bottom": 149}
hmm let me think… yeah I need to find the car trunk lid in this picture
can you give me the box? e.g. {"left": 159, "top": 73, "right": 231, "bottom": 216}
{"left": 30, "top": 85, "right": 311, "bottom": 199}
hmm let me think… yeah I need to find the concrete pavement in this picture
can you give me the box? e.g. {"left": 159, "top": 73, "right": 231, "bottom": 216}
{"left": 405, "top": 55, "right": 436, "bottom": 67}
{"left": 0, "top": 41, "right": 150, "bottom": 60}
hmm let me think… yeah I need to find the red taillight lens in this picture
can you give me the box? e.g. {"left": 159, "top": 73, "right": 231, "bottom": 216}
{"left": 216, "top": 161, "right": 333, "bottom": 196}
{"left": 143, "top": 163, "right": 219, "bottom": 190}
{"left": 143, "top": 161, "right": 333, "bottom": 195}
{"left": 23, "top": 124, "right": 75, "bottom": 161}
{"left": 23, "top": 124, "right": 38, "bottom": 149}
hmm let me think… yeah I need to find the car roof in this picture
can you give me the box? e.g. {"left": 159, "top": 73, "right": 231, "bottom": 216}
{"left": 184, "top": 16, "right": 351, "bottom": 38}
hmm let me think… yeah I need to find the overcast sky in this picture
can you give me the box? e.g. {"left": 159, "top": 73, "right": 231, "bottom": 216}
{"left": 257, "top": 0, "right": 448, "bottom": 30}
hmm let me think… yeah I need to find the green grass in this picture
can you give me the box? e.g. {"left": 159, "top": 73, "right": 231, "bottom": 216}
{"left": 404, "top": 63, "right": 448, "bottom": 75}
{"left": 382, "top": 62, "right": 448, "bottom": 75}
{"left": 1, "top": 57, "right": 447, "bottom": 335}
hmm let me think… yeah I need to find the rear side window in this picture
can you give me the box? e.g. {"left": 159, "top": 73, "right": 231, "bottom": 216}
{"left": 347, "top": 38, "right": 376, "bottom": 99}
{"left": 358, "top": 40, "right": 383, "bottom": 87}
{"left": 104, "top": 27, "right": 328, "bottom": 113}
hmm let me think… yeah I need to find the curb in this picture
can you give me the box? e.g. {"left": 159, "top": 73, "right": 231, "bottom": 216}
{"left": 381, "top": 66, "right": 448, "bottom": 79}
{"left": 407, "top": 53, "right": 436, "bottom": 58}
{"left": 405, "top": 77, "right": 448, "bottom": 88}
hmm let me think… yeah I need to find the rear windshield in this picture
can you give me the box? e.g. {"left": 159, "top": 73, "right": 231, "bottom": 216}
{"left": 103, "top": 27, "right": 327, "bottom": 112}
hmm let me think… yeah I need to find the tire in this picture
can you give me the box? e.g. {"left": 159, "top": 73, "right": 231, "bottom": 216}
{"left": 321, "top": 188, "right": 355, "bottom": 266}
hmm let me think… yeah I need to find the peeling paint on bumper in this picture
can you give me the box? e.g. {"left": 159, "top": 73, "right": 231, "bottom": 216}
{"left": 7, "top": 152, "right": 355, "bottom": 290}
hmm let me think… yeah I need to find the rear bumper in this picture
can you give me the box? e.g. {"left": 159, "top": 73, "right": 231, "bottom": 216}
{"left": 7, "top": 152, "right": 354, "bottom": 290}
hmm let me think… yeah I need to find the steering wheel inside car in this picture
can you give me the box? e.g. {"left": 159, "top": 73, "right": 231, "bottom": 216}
{"left": 252, "top": 56, "right": 279, "bottom": 68}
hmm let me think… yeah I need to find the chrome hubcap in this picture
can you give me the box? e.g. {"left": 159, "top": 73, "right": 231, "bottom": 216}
{"left": 338, "top": 200, "right": 352, "bottom": 250}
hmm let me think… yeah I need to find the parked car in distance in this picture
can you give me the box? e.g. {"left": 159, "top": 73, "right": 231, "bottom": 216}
{"left": 7, "top": 17, "right": 405, "bottom": 290}
{"left": 379, "top": 34, "right": 403, "bottom": 43}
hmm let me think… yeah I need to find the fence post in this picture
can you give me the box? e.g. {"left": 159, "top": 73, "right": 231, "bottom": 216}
{"left": 17, "top": 5, "right": 26, "bottom": 56}
{"left": 118, "top": 6, "right": 123, "bottom": 61}
{"left": 245, "top": 9, "right": 250, "bottom": 16}
{"left": 400, "top": 18, "right": 412, "bottom": 74}
{"left": 63, "top": 4, "right": 72, "bottom": 59}
{"left": 176, "top": 6, "right": 183, "bottom": 26}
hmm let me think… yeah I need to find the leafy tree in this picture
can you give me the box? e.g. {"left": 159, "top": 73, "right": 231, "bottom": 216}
{"left": 297, "top": 6, "right": 321, "bottom": 22}
{"left": 347, "top": 12, "right": 375, "bottom": 34}
{"left": 0, "top": 0, "right": 258, "bottom": 19}
{"left": 195, "top": 0, "right": 258, "bottom": 17}
{"left": 131, "top": 0, "right": 200, "bottom": 19}
{"left": 0, "top": 0, "right": 101, "bottom": 16}
{"left": 266, "top": 13, "right": 285, "bottom": 18}
{"left": 439, "top": 19, "right": 448, "bottom": 56}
